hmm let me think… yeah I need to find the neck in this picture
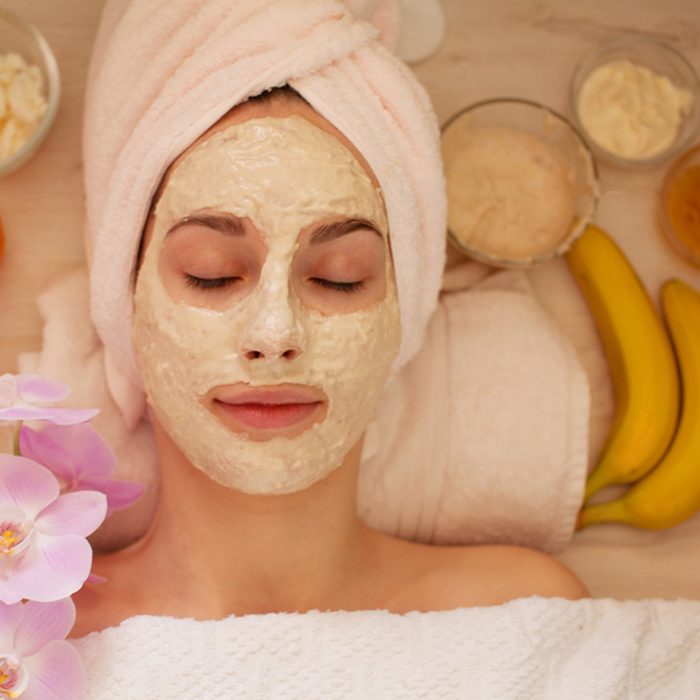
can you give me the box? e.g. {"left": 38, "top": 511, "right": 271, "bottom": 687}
{"left": 132, "top": 419, "right": 380, "bottom": 617}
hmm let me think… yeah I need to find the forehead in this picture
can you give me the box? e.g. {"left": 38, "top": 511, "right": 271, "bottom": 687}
{"left": 164, "top": 95, "right": 381, "bottom": 190}
{"left": 158, "top": 115, "right": 387, "bottom": 241}
{"left": 167, "top": 116, "right": 375, "bottom": 203}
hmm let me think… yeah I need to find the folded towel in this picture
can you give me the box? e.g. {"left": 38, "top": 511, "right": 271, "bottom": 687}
{"left": 360, "top": 267, "right": 589, "bottom": 554}
{"left": 20, "top": 265, "right": 589, "bottom": 553}
{"left": 83, "top": 0, "right": 446, "bottom": 429}
{"left": 71, "top": 597, "right": 700, "bottom": 698}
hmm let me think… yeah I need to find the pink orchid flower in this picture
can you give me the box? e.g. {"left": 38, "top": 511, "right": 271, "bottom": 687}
{"left": 19, "top": 424, "right": 144, "bottom": 514}
{"left": 0, "top": 456, "right": 106, "bottom": 604}
{"left": 0, "top": 598, "right": 86, "bottom": 700}
{"left": 0, "top": 374, "right": 97, "bottom": 425}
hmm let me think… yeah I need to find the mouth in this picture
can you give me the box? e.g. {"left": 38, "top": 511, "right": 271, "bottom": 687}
{"left": 211, "top": 385, "right": 326, "bottom": 433}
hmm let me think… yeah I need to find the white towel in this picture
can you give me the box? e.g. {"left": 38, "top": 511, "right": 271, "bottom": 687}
{"left": 70, "top": 596, "right": 700, "bottom": 699}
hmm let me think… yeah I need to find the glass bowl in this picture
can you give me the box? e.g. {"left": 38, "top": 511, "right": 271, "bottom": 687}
{"left": 0, "top": 8, "right": 60, "bottom": 176}
{"left": 570, "top": 36, "right": 700, "bottom": 168}
{"left": 658, "top": 144, "right": 700, "bottom": 269}
{"left": 441, "top": 97, "right": 599, "bottom": 268}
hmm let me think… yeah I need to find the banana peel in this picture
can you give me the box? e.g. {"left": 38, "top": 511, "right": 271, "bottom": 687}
{"left": 579, "top": 279, "right": 700, "bottom": 530}
{"left": 566, "top": 224, "right": 680, "bottom": 504}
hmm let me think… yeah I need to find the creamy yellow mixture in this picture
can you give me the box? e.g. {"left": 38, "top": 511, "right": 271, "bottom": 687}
{"left": 577, "top": 59, "right": 693, "bottom": 160}
{"left": 132, "top": 116, "right": 401, "bottom": 495}
{"left": 0, "top": 52, "right": 47, "bottom": 160}
{"left": 442, "top": 124, "right": 576, "bottom": 261}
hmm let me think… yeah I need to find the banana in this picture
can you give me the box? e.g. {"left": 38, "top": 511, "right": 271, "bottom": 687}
{"left": 579, "top": 279, "right": 700, "bottom": 529}
{"left": 565, "top": 224, "right": 680, "bottom": 502}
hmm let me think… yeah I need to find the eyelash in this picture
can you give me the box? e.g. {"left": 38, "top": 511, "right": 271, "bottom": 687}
{"left": 185, "top": 275, "right": 239, "bottom": 290}
{"left": 310, "top": 278, "right": 366, "bottom": 294}
{"left": 184, "top": 275, "right": 365, "bottom": 294}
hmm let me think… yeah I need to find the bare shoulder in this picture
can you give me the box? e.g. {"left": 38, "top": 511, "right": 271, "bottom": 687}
{"left": 388, "top": 542, "right": 589, "bottom": 612}
{"left": 469, "top": 544, "right": 590, "bottom": 602}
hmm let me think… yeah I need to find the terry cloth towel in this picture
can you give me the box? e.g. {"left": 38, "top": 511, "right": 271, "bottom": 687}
{"left": 83, "top": 0, "right": 446, "bottom": 430}
{"left": 19, "top": 265, "right": 589, "bottom": 554}
{"left": 71, "top": 597, "right": 700, "bottom": 698}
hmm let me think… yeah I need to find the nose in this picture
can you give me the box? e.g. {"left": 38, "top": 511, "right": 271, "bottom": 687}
{"left": 238, "top": 284, "right": 305, "bottom": 363}
{"left": 241, "top": 340, "right": 302, "bottom": 362}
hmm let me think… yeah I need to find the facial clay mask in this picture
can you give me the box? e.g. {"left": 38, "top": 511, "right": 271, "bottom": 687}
{"left": 132, "top": 115, "right": 400, "bottom": 494}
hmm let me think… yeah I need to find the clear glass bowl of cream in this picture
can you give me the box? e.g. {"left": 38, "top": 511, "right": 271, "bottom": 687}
{"left": 441, "top": 98, "right": 599, "bottom": 268}
{"left": 570, "top": 36, "right": 700, "bottom": 168}
{"left": 0, "top": 8, "right": 60, "bottom": 177}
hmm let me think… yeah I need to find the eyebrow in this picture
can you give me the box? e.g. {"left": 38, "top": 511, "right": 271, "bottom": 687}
{"left": 165, "top": 213, "right": 382, "bottom": 242}
{"left": 166, "top": 212, "right": 245, "bottom": 237}
{"left": 309, "top": 218, "right": 382, "bottom": 244}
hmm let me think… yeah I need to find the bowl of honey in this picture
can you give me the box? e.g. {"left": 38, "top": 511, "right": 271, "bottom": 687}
{"left": 659, "top": 144, "right": 700, "bottom": 268}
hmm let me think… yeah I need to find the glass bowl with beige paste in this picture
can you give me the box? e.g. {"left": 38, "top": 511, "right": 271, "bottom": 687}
{"left": 569, "top": 36, "right": 700, "bottom": 168}
{"left": 441, "top": 98, "right": 599, "bottom": 267}
{"left": 0, "top": 9, "right": 60, "bottom": 176}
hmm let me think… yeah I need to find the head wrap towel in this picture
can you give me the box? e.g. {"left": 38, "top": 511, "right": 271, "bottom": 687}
{"left": 83, "top": 0, "right": 446, "bottom": 427}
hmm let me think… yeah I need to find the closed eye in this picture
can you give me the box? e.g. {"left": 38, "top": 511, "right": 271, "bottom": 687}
{"left": 310, "top": 278, "right": 366, "bottom": 293}
{"left": 185, "top": 275, "right": 240, "bottom": 290}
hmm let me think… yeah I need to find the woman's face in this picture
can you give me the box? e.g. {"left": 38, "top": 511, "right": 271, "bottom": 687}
{"left": 132, "top": 97, "right": 401, "bottom": 495}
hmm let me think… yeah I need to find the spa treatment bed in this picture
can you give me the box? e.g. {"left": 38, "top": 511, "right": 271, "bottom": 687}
{"left": 1, "top": 0, "right": 699, "bottom": 697}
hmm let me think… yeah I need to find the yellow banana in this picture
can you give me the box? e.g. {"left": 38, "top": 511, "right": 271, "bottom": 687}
{"left": 580, "top": 279, "right": 700, "bottom": 529}
{"left": 565, "top": 224, "right": 680, "bottom": 502}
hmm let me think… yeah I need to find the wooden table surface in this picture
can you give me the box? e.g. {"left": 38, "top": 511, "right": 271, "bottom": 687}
{"left": 1, "top": 0, "right": 700, "bottom": 599}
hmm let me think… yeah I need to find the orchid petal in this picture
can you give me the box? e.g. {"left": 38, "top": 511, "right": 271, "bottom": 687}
{"left": 78, "top": 476, "right": 145, "bottom": 511}
{"left": 22, "top": 639, "right": 86, "bottom": 700}
{"left": 14, "top": 599, "right": 76, "bottom": 656}
{"left": 0, "top": 600, "right": 23, "bottom": 649}
{"left": 0, "top": 406, "right": 98, "bottom": 425}
{"left": 56, "top": 423, "right": 116, "bottom": 478}
{"left": 0, "top": 456, "right": 59, "bottom": 516}
{"left": 0, "top": 558, "right": 25, "bottom": 603}
{"left": 15, "top": 375, "right": 70, "bottom": 404}
{"left": 20, "top": 423, "right": 116, "bottom": 482}
{"left": 35, "top": 492, "right": 107, "bottom": 537}
{"left": 7, "top": 534, "right": 92, "bottom": 602}
{"left": 19, "top": 426, "right": 77, "bottom": 483}
{"left": 0, "top": 586, "right": 23, "bottom": 605}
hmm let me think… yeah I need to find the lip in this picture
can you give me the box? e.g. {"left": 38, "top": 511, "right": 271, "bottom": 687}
{"left": 216, "top": 386, "right": 324, "bottom": 405}
{"left": 211, "top": 384, "right": 326, "bottom": 434}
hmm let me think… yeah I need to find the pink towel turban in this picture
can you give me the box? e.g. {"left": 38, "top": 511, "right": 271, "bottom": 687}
{"left": 83, "top": 0, "right": 447, "bottom": 427}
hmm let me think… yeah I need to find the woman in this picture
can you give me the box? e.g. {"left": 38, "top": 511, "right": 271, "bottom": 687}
{"left": 71, "top": 85, "right": 586, "bottom": 638}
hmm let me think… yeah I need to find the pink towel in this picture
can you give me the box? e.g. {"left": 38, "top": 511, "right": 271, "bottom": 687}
{"left": 83, "top": 0, "right": 445, "bottom": 430}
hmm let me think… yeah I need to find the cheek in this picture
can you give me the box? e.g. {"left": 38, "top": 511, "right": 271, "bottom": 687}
{"left": 307, "top": 288, "right": 401, "bottom": 380}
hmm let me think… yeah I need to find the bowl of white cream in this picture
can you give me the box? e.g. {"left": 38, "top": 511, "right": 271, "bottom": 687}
{"left": 0, "top": 9, "right": 60, "bottom": 176}
{"left": 570, "top": 36, "right": 699, "bottom": 168}
{"left": 441, "top": 98, "right": 599, "bottom": 267}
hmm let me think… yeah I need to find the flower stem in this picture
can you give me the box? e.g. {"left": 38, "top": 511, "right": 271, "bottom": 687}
{"left": 12, "top": 421, "right": 22, "bottom": 456}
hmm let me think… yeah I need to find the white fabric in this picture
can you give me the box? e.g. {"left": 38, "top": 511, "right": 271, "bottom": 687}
{"left": 19, "top": 265, "right": 588, "bottom": 554}
{"left": 71, "top": 596, "right": 700, "bottom": 699}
